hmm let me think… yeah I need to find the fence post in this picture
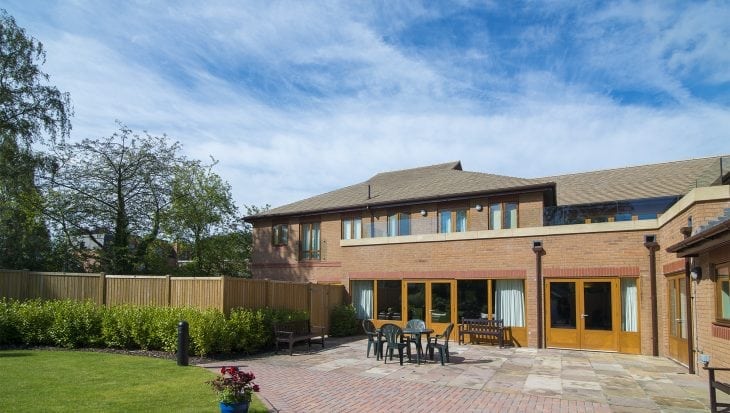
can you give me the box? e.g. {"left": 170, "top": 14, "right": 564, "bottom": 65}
{"left": 220, "top": 275, "right": 227, "bottom": 314}
{"left": 165, "top": 275, "right": 171, "bottom": 308}
{"left": 99, "top": 273, "right": 107, "bottom": 306}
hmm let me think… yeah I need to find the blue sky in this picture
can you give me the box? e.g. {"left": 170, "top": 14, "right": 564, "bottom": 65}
{"left": 4, "top": 1, "right": 730, "bottom": 210}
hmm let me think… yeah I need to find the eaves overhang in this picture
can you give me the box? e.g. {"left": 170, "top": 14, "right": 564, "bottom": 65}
{"left": 666, "top": 220, "right": 730, "bottom": 258}
{"left": 244, "top": 182, "right": 556, "bottom": 222}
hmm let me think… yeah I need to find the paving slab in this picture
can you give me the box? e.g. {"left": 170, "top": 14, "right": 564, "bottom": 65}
{"left": 200, "top": 336, "right": 713, "bottom": 412}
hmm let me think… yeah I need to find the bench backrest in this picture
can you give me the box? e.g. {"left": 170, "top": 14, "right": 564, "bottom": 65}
{"left": 461, "top": 318, "right": 504, "bottom": 328}
{"left": 274, "top": 319, "right": 311, "bottom": 335}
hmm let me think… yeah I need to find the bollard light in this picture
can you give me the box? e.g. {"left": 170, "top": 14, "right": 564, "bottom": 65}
{"left": 177, "top": 320, "right": 189, "bottom": 366}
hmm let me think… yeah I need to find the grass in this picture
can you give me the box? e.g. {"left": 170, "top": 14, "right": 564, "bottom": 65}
{"left": 0, "top": 349, "right": 269, "bottom": 412}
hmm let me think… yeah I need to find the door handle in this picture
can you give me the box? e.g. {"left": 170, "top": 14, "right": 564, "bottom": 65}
{"left": 581, "top": 314, "right": 588, "bottom": 318}
{"left": 676, "top": 319, "right": 684, "bottom": 323}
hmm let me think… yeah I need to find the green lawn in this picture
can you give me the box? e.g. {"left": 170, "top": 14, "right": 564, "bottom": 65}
{"left": 0, "top": 349, "right": 268, "bottom": 412}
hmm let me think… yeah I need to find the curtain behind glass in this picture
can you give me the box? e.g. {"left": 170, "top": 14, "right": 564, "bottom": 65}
{"left": 439, "top": 210, "right": 452, "bottom": 233}
{"left": 505, "top": 203, "right": 517, "bottom": 229}
{"left": 354, "top": 218, "right": 362, "bottom": 239}
{"left": 343, "top": 220, "right": 352, "bottom": 240}
{"left": 490, "top": 204, "right": 502, "bottom": 230}
{"left": 456, "top": 210, "right": 467, "bottom": 232}
{"left": 352, "top": 280, "right": 373, "bottom": 319}
{"left": 494, "top": 279, "right": 525, "bottom": 327}
{"left": 621, "top": 278, "right": 638, "bottom": 332}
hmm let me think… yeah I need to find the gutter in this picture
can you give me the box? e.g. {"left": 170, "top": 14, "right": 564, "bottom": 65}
{"left": 244, "top": 182, "right": 557, "bottom": 222}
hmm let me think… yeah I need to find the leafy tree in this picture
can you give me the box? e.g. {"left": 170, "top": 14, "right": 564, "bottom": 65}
{"left": 164, "top": 161, "right": 239, "bottom": 275}
{"left": 0, "top": 9, "right": 72, "bottom": 146}
{"left": 0, "top": 133, "right": 50, "bottom": 270}
{"left": 0, "top": 10, "right": 71, "bottom": 269}
{"left": 46, "top": 125, "right": 182, "bottom": 273}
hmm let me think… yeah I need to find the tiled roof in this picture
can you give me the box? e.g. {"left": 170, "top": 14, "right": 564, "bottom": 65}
{"left": 250, "top": 155, "right": 728, "bottom": 219}
{"left": 539, "top": 156, "right": 726, "bottom": 205}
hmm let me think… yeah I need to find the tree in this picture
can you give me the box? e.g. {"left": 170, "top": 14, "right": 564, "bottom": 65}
{"left": 164, "top": 161, "right": 239, "bottom": 275}
{"left": 0, "top": 10, "right": 71, "bottom": 270}
{"left": 0, "top": 132, "right": 50, "bottom": 270}
{"left": 46, "top": 125, "right": 182, "bottom": 273}
{"left": 0, "top": 10, "right": 72, "bottom": 146}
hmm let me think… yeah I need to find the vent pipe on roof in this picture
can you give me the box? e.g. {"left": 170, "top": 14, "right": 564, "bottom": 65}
{"left": 368, "top": 184, "right": 371, "bottom": 200}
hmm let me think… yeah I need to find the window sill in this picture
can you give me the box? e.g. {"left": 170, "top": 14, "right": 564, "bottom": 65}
{"left": 712, "top": 322, "right": 730, "bottom": 340}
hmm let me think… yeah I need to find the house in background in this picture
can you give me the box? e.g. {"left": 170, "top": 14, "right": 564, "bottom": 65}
{"left": 245, "top": 155, "right": 730, "bottom": 375}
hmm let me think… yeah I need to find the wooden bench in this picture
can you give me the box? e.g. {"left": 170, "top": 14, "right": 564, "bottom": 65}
{"left": 273, "top": 319, "right": 326, "bottom": 356}
{"left": 458, "top": 318, "right": 504, "bottom": 348}
{"left": 705, "top": 366, "right": 730, "bottom": 413}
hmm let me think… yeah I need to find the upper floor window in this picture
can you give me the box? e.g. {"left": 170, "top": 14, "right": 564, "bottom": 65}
{"left": 272, "top": 223, "right": 288, "bottom": 246}
{"left": 300, "top": 222, "right": 320, "bottom": 260}
{"left": 439, "top": 209, "right": 467, "bottom": 233}
{"left": 717, "top": 264, "right": 730, "bottom": 323}
{"left": 489, "top": 201, "right": 518, "bottom": 230}
{"left": 387, "top": 212, "right": 410, "bottom": 236}
{"left": 342, "top": 217, "right": 362, "bottom": 240}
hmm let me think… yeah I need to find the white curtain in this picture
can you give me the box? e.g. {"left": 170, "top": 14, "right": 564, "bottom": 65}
{"left": 456, "top": 210, "right": 467, "bottom": 232}
{"left": 439, "top": 210, "right": 452, "bottom": 233}
{"left": 388, "top": 214, "right": 397, "bottom": 236}
{"left": 353, "top": 218, "right": 362, "bottom": 239}
{"left": 621, "top": 278, "right": 638, "bottom": 332}
{"left": 494, "top": 279, "right": 525, "bottom": 327}
{"left": 343, "top": 220, "right": 352, "bottom": 240}
{"left": 351, "top": 280, "right": 373, "bottom": 319}
{"left": 490, "top": 204, "right": 502, "bottom": 230}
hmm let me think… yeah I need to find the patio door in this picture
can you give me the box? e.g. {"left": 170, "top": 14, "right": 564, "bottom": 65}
{"left": 405, "top": 280, "right": 455, "bottom": 334}
{"left": 667, "top": 275, "right": 689, "bottom": 365}
{"left": 545, "top": 279, "right": 619, "bottom": 351}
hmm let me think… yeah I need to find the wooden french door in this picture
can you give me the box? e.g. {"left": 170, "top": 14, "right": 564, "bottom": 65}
{"left": 404, "top": 280, "right": 455, "bottom": 334}
{"left": 667, "top": 275, "right": 689, "bottom": 365}
{"left": 545, "top": 278, "right": 619, "bottom": 351}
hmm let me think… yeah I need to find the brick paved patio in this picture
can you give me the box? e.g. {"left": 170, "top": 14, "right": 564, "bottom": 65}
{"left": 201, "top": 336, "right": 722, "bottom": 412}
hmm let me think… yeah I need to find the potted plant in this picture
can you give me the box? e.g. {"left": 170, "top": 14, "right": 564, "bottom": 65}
{"left": 208, "top": 366, "right": 260, "bottom": 413}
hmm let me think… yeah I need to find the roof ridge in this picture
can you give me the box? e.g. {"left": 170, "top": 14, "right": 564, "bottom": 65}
{"left": 537, "top": 154, "right": 728, "bottom": 180}
{"left": 370, "top": 161, "right": 462, "bottom": 179}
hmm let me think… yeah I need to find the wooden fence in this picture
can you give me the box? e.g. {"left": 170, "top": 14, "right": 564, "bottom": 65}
{"left": 0, "top": 270, "right": 346, "bottom": 332}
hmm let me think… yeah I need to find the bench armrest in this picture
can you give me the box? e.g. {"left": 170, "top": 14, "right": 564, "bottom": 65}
{"left": 312, "top": 325, "right": 326, "bottom": 335}
{"left": 705, "top": 367, "right": 730, "bottom": 372}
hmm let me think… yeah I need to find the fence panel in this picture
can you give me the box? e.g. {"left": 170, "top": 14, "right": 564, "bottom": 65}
{"left": 105, "top": 275, "right": 168, "bottom": 307}
{"left": 268, "top": 280, "right": 309, "bottom": 311}
{"left": 1, "top": 271, "right": 349, "bottom": 332}
{"left": 171, "top": 277, "right": 223, "bottom": 310}
{"left": 224, "top": 278, "right": 269, "bottom": 311}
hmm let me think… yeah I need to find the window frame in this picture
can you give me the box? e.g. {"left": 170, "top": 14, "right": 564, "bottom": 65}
{"left": 271, "top": 223, "right": 288, "bottom": 246}
{"left": 716, "top": 264, "right": 730, "bottom": 324}
{"left": 489, "top": 200, "right": 519, "bottom": 230}
{"left": 438, "top": 208, "right": 468, "bottom": 233}
{"left": 300, "top": 221, "right": 321, "bottom": 260}
{"left": 341, "top": 216, "right": 362, "bottom": 240}
{"left": 387, "top": 211, "right": 411, "bottom": 236}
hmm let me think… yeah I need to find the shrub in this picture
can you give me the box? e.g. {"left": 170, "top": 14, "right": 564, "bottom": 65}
{"left": 329, "top": 304, "right": 358, "bottom": 337}
{"left": 15, "top": 299, "right": 55, "bottom": 345}
{"left": 0, "top": 299, "right": 21, "bottom": 345}
{"left": 48, "top": 300, "right": 103, "bottom": 348}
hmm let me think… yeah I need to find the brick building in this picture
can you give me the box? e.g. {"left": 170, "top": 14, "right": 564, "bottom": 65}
{"left": 246, "top": 155, "right": 730, "bottom": 374}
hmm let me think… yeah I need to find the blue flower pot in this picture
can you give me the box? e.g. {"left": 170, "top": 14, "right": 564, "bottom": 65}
{"left": 219, "top": 401, "right": 249, "bottom": 413}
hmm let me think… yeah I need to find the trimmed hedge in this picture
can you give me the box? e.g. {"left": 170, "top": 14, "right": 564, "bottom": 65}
{"left": 329, "top": 304, "right": 358, "bottom": 337}
{"left": 0, "top": 298, "right": 308, "bottom": 356}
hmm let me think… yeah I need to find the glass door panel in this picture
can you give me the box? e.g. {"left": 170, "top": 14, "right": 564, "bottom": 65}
{"left": 583, "top": 282, "right": 612, "bottom": 331}
{"left": 429, "top": 282, "right": 453, "bottom": 335}
{"left": 407, "top": 282, "right": 426, "bottom": 321}
{"left": 546, "top": 281, "right": 579, "bottom": 349}
{"left": 550, "top": 282, "right": 576, "bottom": 328}
{"left": 667, "top": 276, "right": 689, "bottom": 365}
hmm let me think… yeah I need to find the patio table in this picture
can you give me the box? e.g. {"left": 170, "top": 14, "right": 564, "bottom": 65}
{"left": 402, "top": 327, "right": 434, "bottom": 365}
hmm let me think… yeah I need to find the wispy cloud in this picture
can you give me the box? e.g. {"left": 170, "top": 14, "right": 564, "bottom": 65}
{"left": 3, "top": 0, "right": 729, "bottom": 209}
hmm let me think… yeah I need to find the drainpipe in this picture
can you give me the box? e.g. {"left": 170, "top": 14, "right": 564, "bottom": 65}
{"left": 680, "top": 225, "right": 696, "bottom": 374}
{"left": 643, "top": 236, "right": 659, "bottom": 357}
{"left": 532, "top": 240, "right": 545, "bottom": 349}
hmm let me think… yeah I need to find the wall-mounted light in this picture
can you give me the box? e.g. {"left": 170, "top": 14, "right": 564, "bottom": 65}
{"left": 700, "top": 353, "right": 710, "bottom": 368}
{"left": 475, "top": 204, "right": 483, "bottom": 212}
{"left": 691, "top": 265, "right": 702, "bottom": 281}
{"left": 420, "top": 209, "right": 427, "bottom": 217}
